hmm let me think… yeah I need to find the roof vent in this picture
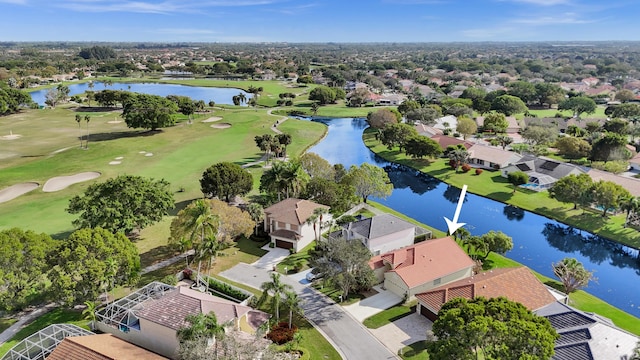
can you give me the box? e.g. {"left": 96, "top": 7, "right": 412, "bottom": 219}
{"left": 482, "top": 285, "right": 486, "bottom": 289}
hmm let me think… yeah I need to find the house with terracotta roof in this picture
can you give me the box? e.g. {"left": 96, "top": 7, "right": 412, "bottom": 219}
{"left": 415, "top": 267, "right": 558, "bottom": 321}
{"left": 333, "top": 213, "right": 431, "bottom": 256}
{"left": 95, "top": 282, "right": 270, "bottom": 359}
{"left": 47, "top": 334, "right": 167, "bottom": 360}
{"left": 414, "top": 123, "right": 443, "bottom": 138}
{"left": 368, "top": 237, "right": 475, "bottom": 300}
{"left": 535, "top": 301, "right": 639, "bottom": 360}
{"left": 429, "top": 135, "right": 473, "bottom": 150}
{"left": 263, "top": 198, "right": 331, "bottom": 251}
{"left": 467, "top": 143, "right": 524, "bottom": 169}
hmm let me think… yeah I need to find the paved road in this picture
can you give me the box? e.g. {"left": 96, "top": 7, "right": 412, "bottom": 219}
{"left": 219, "top": 263, "right": 399, "bottom": 360}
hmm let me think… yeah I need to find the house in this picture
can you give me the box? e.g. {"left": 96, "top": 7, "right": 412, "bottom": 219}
{"left": 467, "top": 143, "right": 524, "bottom": 169}
{"left": 502, "top": 155, "right": 586, "bottom": 190}
{"left": 264, "top": 198, "right": 331, "bottom": 252}
{"left": 433, "top": 115, "right": 458, "bottom": 133}
{"left": 335, "top": 213, "right": 431, "bottom": 255}
{"left": 535, "top": 301, "right": 640, "bottom": 360}
{"left": 415, "top": 267, "right": 558, "bottom": 321}
{"left": 48, "top": 334, "right": 168, "bottom": 360}
{"left": 96, "top": 282, "right": 270, "bottom": 359}
{"left": 368, "top": 237, "right": 475, "bottom": 300}
{"left": 587, "top": 169, "right": 640, "bottom": 197}
{"left": 476, "top": 115, "right": 521, "bottom": 134}
{"left": 414, "top": 123, "right": 443, "bottom": 138}
{"left": 376, "top": 93, "right": 405, "bottom": 106}
{"left": 430, "top": 135, "right": 473, "bottom": 150}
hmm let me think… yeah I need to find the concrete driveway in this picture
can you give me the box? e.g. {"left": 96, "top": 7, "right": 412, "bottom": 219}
{"left": 343, "top": 285, "right": 403, "bottom": 322}
{"left": 250, "top": 245, "right": 289, "bottom": 270}
{"left": 370, "top": 313, "right": 433, "bottom": 354}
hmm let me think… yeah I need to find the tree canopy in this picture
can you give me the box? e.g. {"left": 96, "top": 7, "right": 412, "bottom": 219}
{"left": 548, "top": 173, "right": 593, "bottom": 210}
{"left": 366, "top": 108, "right": 398, "bottom": 129}
{"left": 122, "top": 93, "right": 179, "bottom": 130}
{"left": 343, "top": 163, "right": 393, "bottom": 203}
{"left": 67, "top": 175, "right": 174, "bottom": 234}
{"left": 200, "top": 162, "right": 253, "bottom": 202}
{"left": 491, "top": 95, "right": 527, "bottom": 116}
{"left": 482, "top": 112, "right": 509, "bottom": 133}
{"left": 49, "top": 227, "right": 140, "bottom": 305}
{"left": 558, "top": 96, "right": 597, "bottom": 118}
{"left": 428, "top": 297, "right": 558, "bottom": 360}
{"left": 552, "top": 257, "right": 596, "bottom": 294}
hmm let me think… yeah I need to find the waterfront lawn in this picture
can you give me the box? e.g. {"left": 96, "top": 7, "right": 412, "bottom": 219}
{"left": 363, "top": 129, "right": 640, "bottom": 250}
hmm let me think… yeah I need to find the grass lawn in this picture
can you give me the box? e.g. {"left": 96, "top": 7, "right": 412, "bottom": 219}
{"left": 399, "top": 341, "right": 429, "bottom": 360}
{"left": 523, "top": 106, "right": 607, "bottom": 119}
{"left": 0, "top": 309, "right": 88, "bottom": 357}
{"left": 276, "top": 241, "right": 316, "bottom": 274}
{"left": 363, "top": 302, "right": 415, "bottom": 329}
{"left": 296, "top": 319, "right": 342, "bottom": 360}
{"left": 0, "top": 318, "right": 17, "bottom": 333}
{"left": 363, "top": 128, "right": 640, "bottom": 250}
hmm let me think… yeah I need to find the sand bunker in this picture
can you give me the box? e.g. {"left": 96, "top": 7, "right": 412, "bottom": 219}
{"left": 0, "top": 182, "right": 39, "bottom": 203}
{"left": 109, "top": 161, "right": 121, "bottom": 165}
{"left": 202, "top": 116, "right": 223, "bottom": 123}
{"left": 145, "top": 153, "right": 154, "bottom": 157}
{"left": 139, "top": 151, "right": 147, "bottom": 154}
{"left": 115, "top": 156, "right": 124, "bottom": 160}
{"left": 43, "top": 172, "right": 101, "bottom": 192}
{"left": 107, "top": 120, "right": 122, "bottom": 124}
{"left": 211, "top": 123, "right": 231, "bottom": 129}
{"left": 1, "top": 134, "right": 22, "bottom": 140}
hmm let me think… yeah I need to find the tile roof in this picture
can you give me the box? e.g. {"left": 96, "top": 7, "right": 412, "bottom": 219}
{"left": 416, "top": 267, "right": 556, "bottom": 312}
{"left": 368, "top": 237, "right": 475, "bottom": 288}
{"left": 264, "top": 198, "right": 329, "bottom": 225}
{"left": 587, "top": 169, "right": 640, "bottom": 197}
{"left": 136, "top": 287, "right": 269, "bottom": 331}
{"left": 429, "top": 135, "right": 473, "bottom": 150}
{"left": 47, "top": 334, "right": 167, "bottom": 360}
{"left": 346, "top": 214, "right": 416, "bottom": 240}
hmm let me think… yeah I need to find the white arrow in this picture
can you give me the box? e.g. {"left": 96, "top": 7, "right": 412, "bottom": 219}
{"left": 444, "top": 184, "right": 468, "bottom": 235}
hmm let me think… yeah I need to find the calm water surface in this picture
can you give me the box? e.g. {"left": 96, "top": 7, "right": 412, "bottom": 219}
{"left": 29, "top": 81, "right": 252, "bottom": 106}
{"left": 308, "top": 117, "right": 640, "bottom": 318}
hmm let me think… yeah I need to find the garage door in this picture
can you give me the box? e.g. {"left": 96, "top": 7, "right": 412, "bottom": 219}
{"left": 420, "top": 304, "right": 438, "bottom": 321}
{"left": 275, "top": 239, "right": 293, "bottom": 249}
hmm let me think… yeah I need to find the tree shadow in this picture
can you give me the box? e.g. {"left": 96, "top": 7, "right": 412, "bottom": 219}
{"left": 139, "top": 245, "right": 176, "bottom": 268}
{"left": 73, "top": 106, "right": 121, "bottom": 113}
{"left": 51, "top": 229, "right": 75, "bottom": 240}
{"left": 85, "top": 129, "right": 162, "bottom": 143}
{"left": 169, "top": 198, "right": 199, "bottom": 216}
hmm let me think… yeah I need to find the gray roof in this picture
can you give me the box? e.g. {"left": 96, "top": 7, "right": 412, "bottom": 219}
{"left": 535, "top": 302, "right": 639, "bottom": 360}
{"left": 511, "top": 155, "right": 584, "bottom": 184}
{"left": 346, "top": 214, "right": 417, "bottom": 239}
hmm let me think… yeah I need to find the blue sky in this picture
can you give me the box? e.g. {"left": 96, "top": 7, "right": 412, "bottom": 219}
{"left": 0, "top": 0, "right": 636, "bottom": 42}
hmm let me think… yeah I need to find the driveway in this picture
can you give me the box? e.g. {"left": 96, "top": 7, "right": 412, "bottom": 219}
{"left": 219, "top": 264, "right": 398, "bottom": 360}
{"left": 250, "top": 245, "right": 289, "bottom": 270}
{"left": 370, "top": 313, "right": 433, "bottom": 354}
{"left": 343, "top": 285, "right": 403, "bottom": 322}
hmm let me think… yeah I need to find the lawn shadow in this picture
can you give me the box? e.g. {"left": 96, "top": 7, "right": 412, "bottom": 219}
{"left": 169, "top": 198, "right": 198, "bottom": 216}
{"left": 73, "top": 106, "right": 121, "bottom": 113}
{"left": 138, "top": 245, "right": 175, "bottom": 268}
{"left": 51, "top": 229, "right": 75, "bottom": 240}
{"left": 84, "top": 129, "right": 161, "bottom": 143}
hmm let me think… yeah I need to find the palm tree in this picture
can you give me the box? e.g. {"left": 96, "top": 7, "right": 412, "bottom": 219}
{"left": 180, "top": 199, "right": 220, "bottom": 280}
{"left": 197, "top": 235, "right": 229, "bottom": 276}
{"left": 177, "top": 312, "right": 226, "bottom": 358}
{"left": 311, "top": 102, "right": 319, "bottom": 116}
{"left": 84, "top": 115, "right": 91, "bottom": 149}
{"left": 82, "top": 301, "right": 99, "bottom": 330}
{"left": 621, "top": 196, "right": 640, "bottom": 228}
{"left": 88, "top": 80, "right": 94, "bottom": 91}
{"left": 75, "top": 114, "right": 83, "bottom": 148}
{"left": 277, "top": 133, "right": 292, "bottom": 159}
{"left": 245, "top": 203, "right": 264, "bottom": 235}
{"left": 177, "top": 236, "right": 193, "bottom": 267}
{"left": 283, "top": 290, "right": 303, "bottom": 329}
{"left": 258, "top": 272, "right": 293, "bottom": 321}
{"left": 238, "top": 92, "right": 247, "bottom": 105}
{"left": 283, "top": 160, "right": 310, "bottom": 198}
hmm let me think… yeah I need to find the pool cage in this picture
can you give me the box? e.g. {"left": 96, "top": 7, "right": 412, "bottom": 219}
{"left": 522, "top": 172, "right": 556, "bottom": 190}
{"left": 95, "top": 281, "right": 175, "bottom": 333}
{"left": 0, "top": 324, "right": 94, "bottom": 360}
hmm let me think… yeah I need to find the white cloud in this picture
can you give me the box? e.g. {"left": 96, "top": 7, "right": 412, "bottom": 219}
{"left": 0, "top": 0, "right": 28, "bottom": 4}
{"left": 505, "top": 0, "right": 570, "bottom": 5}
{"left": 512, "top": 14, "right": 593, "bottom": 24}
{"left": 56, "top": 0, "right": 280, "bottom": 14}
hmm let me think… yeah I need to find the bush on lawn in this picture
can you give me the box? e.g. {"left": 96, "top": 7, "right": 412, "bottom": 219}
{"left": 267, "top": 322, "right": 298, "bottom": 344}
{"left": 461, "top": 164, "right": 471, "bottom": 172}
{"left": 475, "top": 168, "right": 483, "bottom": 175}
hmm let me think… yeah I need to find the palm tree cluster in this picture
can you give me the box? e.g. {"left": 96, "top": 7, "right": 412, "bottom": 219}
{"left": 258, "top": 273, "right": 302, "bottom": 328}
{"left": 232, "top": 92, "right": 247, "bottom": 106}
{"left": 254, "top": 133, "right": 292, "bottom": 162}
{"left": 74, "top": 114, "right": 91, "bottom": 149}
{"left": 259, "top": 160, "right": 310, "bottom": 202}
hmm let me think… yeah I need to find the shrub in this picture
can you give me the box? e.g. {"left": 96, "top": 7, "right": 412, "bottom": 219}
{"left": 289, "top": 247, "right": 296, "bottom": 255}
{"left": 475, "top": 168, "right": 483, "bottom": 175}
{"left": 206, "top": 277, "right": 250, "bottom": 301}
{"left": 269, "top": 242, "right": 275, "bottom": 248}
{"left": 162, "top": 274, "right": 178, "bottom": 286}
{"left": 267, "top": 322, "right": 298, "bottom": 345}
{"left": 448, "top": 159, "right": 457, "bottom": 169}
{"left": 461, "top": 164, "right": 471, "bottom": 172}
{"left": 182, "top": 268, "right": 193, "bottom": 280}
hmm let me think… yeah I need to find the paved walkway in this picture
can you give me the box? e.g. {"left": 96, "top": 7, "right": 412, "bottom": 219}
{"left": 343, "top": 285, "right": 403, "bottom": 322}
{"left": 267, "top": 108, "right": 288, "bottom": 135}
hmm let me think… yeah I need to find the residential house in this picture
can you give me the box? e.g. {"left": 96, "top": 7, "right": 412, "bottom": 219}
{"left": 264, "top": 198, "right": 331, "bottom": 251}
{"left": 429, "top": 135, "right": 473, "bottom": 151}
{"left": 415, "top": 267, "right": 558, "bottom": 321}
{"left": 467, "top": 143, "right": 524, "bottom": 169}
{"left": 96, "top": 282, "right": 270, "bottom": 359}
{"left": 48, "top": 334, "right": 168, "bottom": 360}
{"left": 502, "top": 155, "right": 585, "bottom": 190}
{"left": 476, "top": 115, "right": 521, "bottom": 134}
{"left": 336, "top": 213, "right": 431, "bottom": 256}
{"left": 587, "top": 168, "right": 640, "bottom": 197}
{"left": 535, "top": 301, "right": 640, "bottom": 360}
{"left": 368, "top": 237, "right": 475, "bottom": 300}
{"left": 433, "top": 115, "right": 458, "bottom": 133}
{"left": 376, "top": 93, "right": 406, "bottom": 106}
{"left": 414, "top": 123, "right": 443, "bottom": 138}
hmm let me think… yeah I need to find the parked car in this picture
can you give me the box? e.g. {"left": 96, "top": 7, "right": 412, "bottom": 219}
{"left": 306, "top": 269, "right": 324, "bottom": 281}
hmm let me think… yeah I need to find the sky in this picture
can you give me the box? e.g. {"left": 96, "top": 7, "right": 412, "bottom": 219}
{"left": 0, "top": 0, "right": 637, "bottom": 43}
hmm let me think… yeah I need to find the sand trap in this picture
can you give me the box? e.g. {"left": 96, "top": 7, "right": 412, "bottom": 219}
{"left": 107, "top": 120, "right": 122, "bottom": 124}
{"left": 43, "top": 172, "right": 101, "bottom": 192}
{"left": 211, "top": 123, "right": 231, "bottom": 129}
{"left": 145, "top": 153, "right": 153, "bottom": 157}
{"left": 139, "top": 151, "right": 147, "bottom": 154}
{"left": 115, "top": 156, "right": 124, "bottom": 160}
{"left": 1, "top": 134, "right": 22, "bottom": 140}
{"left": 109, "top": 161, "right": 121, "bottom": 165}
{"left": 202, "top": 116, "right": 223, "bottom": 123}
{"left": 0, "top": 182, "right": 39, "bottom": 203}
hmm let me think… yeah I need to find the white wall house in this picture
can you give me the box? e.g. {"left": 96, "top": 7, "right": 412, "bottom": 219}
{"left": 264, "top": 198, "right": 331, "bottom": 252}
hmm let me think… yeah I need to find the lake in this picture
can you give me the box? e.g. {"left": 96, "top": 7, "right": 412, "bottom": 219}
{"left": 29, "top": 81, "right": 252, "bottom": 106}
{"left": 307, "top": 117, "right": 640, "bottom": 318}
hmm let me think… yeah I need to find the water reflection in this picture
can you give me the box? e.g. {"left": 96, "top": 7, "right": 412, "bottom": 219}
{"left": 443, "top": 184, "right": 469, "bottom": 205}
{"left": 503, "top": 205, "right": 525, "bottom": 221}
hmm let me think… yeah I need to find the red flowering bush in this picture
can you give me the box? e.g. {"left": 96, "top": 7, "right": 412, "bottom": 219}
{"left": 475, "top": 168, "right": 483, "bottom": 175}
{"left": 461, "top": 164, "right": 471, "bottom": 172}
{"left": 182, "top": 268, "right": 193, "bottom": 280}
{"left": 267, "top": 322, "right": 298, "bottom": 344}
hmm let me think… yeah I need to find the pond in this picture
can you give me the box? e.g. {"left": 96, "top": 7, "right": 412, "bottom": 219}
{"left": 29, "top": 81, "right": 252, "bottom": 106}
{"left": 307, "top": 117, "right": 640, "bottom": 318}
